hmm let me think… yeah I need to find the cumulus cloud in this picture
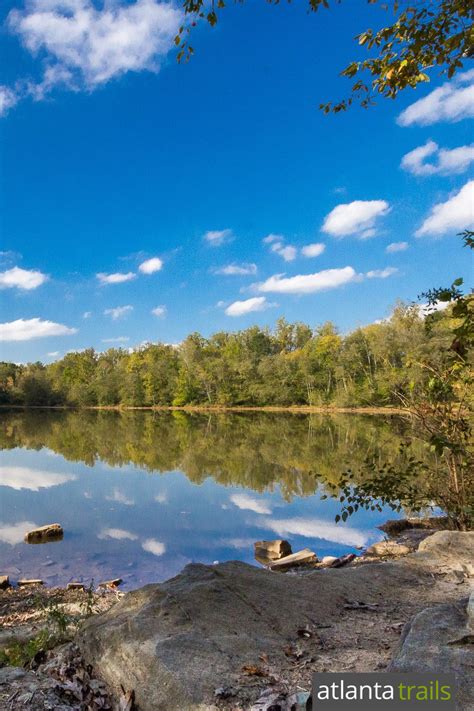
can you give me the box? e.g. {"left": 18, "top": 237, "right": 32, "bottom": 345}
{"left": 322, "top": 200, "right": 390, "bottom": 238}
{"left": 256, "top": 266, "right": 357, "bottom": 295}
{"left": 401, "top": 140, "right": 474, "bottom": 176}
{"left": 0, "top": 266, "right": 48, "bottom": 290}
{"left": 106, "top": 488, "right": 134, "bottom": 505}
{"left": 97, "top": 271, "right": 135, "bottom": 285}
{"left": 0, "top": 466, "right": 76, "bottom": 491}
{"left": 0, "top": 86, "right": 19, "bottom": 117}
{"left": 397, "top": 69, "right": 474, "bottom": 127}
{"left": 259, "top": 517, "right": 369, "bottom": 548}
{"left": 204, "top": 229, "right": 233, "bottom": 246}
{"left": 263, "top": 234, "right": 297, "bottom": 262}
{"left": 0, "top": 318, "right": 77, "bottom": 342}
{"left": 366, "top": 267, "right": 398, "bottom": 279}
{"left": 386, "top": 241, "right": 408, "bottom": 253}
{"left": 415, "top": 180, "right": 474, "bottom": 237}
{"left": 104, "top": 305, "right": 133, "bottom": 320}
{"left": 0, "top": 521, "right": 39, "bottom": 545}
{"left": 142, "top": 538, "right": 166, "bottom": 556}
{"left": 215, "top": 263, "right": 257, "bottom": 276}
{"left": 7, "top": 0, "right": 183, "bottom": 102}
{"left": 98, "top": 527, "right": 138, "bottom": 541}
{"left": 139, "top": 257, "right": 163, "bottom": 274}
{"left": 230, "top": 493, "right": 272, "bottom": 515}
{"left": 301, "top": 243, "right": 325, "bottom": 258}
{"left": 151, "top": 305, "right": 166, "bottom": 317}
{"left": 225, "top": 296, "right": 273, "bottom": 317}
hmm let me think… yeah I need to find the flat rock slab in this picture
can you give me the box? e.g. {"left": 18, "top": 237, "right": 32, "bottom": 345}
{"left": 389, "top": 600, "right": 474, "bottom": 710}
{"left": 77, "top": 531, "right": 473, "bottom": 711}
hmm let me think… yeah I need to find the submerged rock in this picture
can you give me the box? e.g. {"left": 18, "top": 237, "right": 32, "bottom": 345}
{"left": 24, "top": 524, "right": 63, "bottom": 544}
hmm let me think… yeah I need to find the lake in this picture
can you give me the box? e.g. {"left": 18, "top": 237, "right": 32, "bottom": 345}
{"left": 0, "top": 410, "right": 409, "bottom": 589}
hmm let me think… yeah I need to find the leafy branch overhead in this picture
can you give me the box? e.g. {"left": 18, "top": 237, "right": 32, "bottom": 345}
{"left": 175, "top": 0, "right": 473, "bottom": 110}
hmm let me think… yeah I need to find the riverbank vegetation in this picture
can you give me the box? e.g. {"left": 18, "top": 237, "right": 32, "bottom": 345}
{"left": 0, "top": 301, "right": 464, "bottom": 409}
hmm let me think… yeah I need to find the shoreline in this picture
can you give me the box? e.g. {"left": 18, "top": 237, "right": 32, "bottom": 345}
{"left": 0, "top": 404, "right": 406, "bottom": 415}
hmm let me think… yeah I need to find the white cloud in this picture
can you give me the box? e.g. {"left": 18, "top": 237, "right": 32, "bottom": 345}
{"left": 225, "top": 296, "right": 273, "bottom": 317}
{"left": 0, "top": 318, "right": 77, "bottom": 342}
{"left": 322, "top": 200, "right": 390, "bottom": 238}
{"left": 301, "top": 243, "right": 325, "bottom": 258}
{"left": 98, "top": 527, "right": 138, "bottom": 541}
{"left": 139, "top": 257, "right": 163, "bottom": 274}
{"left": 106, "top": 488, "right": 134, "bottom": 505}
{"left": 142, "top": 538, "right": 166, "bottom": 556}
{"left": 102, "top": 336, "right": 130, "bottom": 343}
{"left": 154, "top": 492, "right": 168, "bottom": 504}
{"left": 415, "top": 180, "right": 474, "bottom": 237}
{"left": 104, "top": 305, "right": 133, "bottom": 320}
{"left": 366, "top": 267, "right": 398, "bottom": 279}
{"left": 397, "top": 69, "right": 474, "bottom": 127}
{"left": 401, "top": 140, "right": 474, "bottom": 176}
{"left": 230, "top": 493, "right": 272, "bottom": 515}
{"left": 83, "top": 311, "right": 92, "bottom": 319}
{"left": 204, "top": 229, "right": 233, "bottom": 246}
{"left": 215, "top": 263, "right": 257, "bottom": 276}
{"left": 47, "top": 351, "right": 60, "bottom": 357}
{"left": 97, "top": 271, "right": 135, "bottom": 285}
{"left": 386, "top": 241, "right": 408, "bottom": 253}
{"left": 259, "top": 517, "right": 369, "bottom": 548}
{"left": 151, "top": 305, "right": 166, "bottom": 317}
{"left": 256, "top": 266, "right": 357, "bottom": 295}
{"left": 0, "top": 266, "right": 48, "bottom": 290}
{"left": 8, "top": 0, "right": 183, "bottom": 99}
{"left": 0, "top": 521, "right": 39, "bottom": 545}
{"left": 263, "top": 234, "right": 297, "bottom": 262}
{"left": 0, "top": 466, "right": 76, "bottom": 491}
{"left": 0, "top": 86, "right": 19, "bottom": 117}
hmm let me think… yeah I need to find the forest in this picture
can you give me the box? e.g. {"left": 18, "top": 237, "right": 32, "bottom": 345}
{"left": 0, "top": 301, "right": 458, "bottom": 408}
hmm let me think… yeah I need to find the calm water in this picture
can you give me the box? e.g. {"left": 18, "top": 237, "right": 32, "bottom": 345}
{"left": 0, "top": 410, "right": 409, "bottom": 589}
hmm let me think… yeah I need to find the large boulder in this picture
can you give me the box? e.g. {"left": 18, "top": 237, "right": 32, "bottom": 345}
{"left": 389, "top": 600, "right": 474, "bottom": 710}
{"left": 414, "top": 531, "right": 474, "bottom": 574}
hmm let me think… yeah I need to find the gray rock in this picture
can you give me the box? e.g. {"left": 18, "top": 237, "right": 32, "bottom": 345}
{"left": 366, "top": 541, "right": 411, "bottom": 557}
{"left": 415, "top": 530, "right": 474, "bottom": 570}
{"left": 320, "top": 556, "right": 338, "bottom": 567}
{"left": 389, "top": 600, "right": 474, "bottom": 709}
{"left": 24, "top": 523, "right": 63, "bottom": 544}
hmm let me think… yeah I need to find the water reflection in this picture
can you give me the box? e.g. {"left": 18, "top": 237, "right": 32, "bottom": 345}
{"left": 0, "top": 410, "right": 411, "bottom": 589}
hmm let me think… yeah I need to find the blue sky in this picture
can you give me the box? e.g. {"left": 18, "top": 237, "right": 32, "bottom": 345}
{"left": 0, "top": 0, "right": 473, "bottom": 363}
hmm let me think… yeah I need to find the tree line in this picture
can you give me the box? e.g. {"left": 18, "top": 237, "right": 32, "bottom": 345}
{"left": 0, "top": 301, "right": 456, "bottom": 408}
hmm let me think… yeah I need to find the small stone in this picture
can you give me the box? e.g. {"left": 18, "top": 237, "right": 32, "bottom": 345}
{"left": 269, "top": 549, "right": 317, "bottom": 570}
{"left": 98, "top": 578, "right": 123, "bottom": 588}
{"left": 24, "top": 523, "right": 64, "bottom": 544}
{"left": 329, "top": 553, "right": 356, "bottom": 568}
{"left": 67, "top": 582, "right": 85, "bottom": 590}
{"left": 18, "top": 579, "right": 44, "bottom": 586}
{"left": 367, "top": 541, "right": 411, "bottom": 557}
{"left": 0, "top": 575, "right": 10, "bottom": 590}
{"left": 254, "top": 539, "right": 292, "bottom": 561}
{"left": 320, "top": 556, "right": 338, "bottom": 567}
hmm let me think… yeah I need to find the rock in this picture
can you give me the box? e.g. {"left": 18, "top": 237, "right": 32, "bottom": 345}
{"left": 389, "top": 600, "right": 474, "bottom": 709}
{"left": 320, "top": 556, "right": 338, "bottom": 567}
{"left": 328, "top": 553, "right": 356, "bottom": 568}
{"left": 98, "top": 578, "right": 123, "bottom": 588}
{"left": 254, "top": 539, "right": 292, "bottom": 561}
{"left": 24, "top": 523, "right": 63, "bottom": 544}
{"left": 17, "top": 579, "right": 43, "bottom": 587}
{"left": 366, "top": 541, "right": 411, "bottom": 557}
{"left": 0, "top": 575, "right": 10, "bottom": 590}
{"left": 415, "top": 530, "right": 474, "bottom": 570}
{"left": 67, "top": 582, "right": 85, "bottom": 590}
{"left": 379, "top": 517, "right": 449, "bottom": 536}
{"left": 468, "top": 591, "right": 474, "bottom": 632}
{"left": 269, "top": 549, "right": 317, "bottom": 570}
